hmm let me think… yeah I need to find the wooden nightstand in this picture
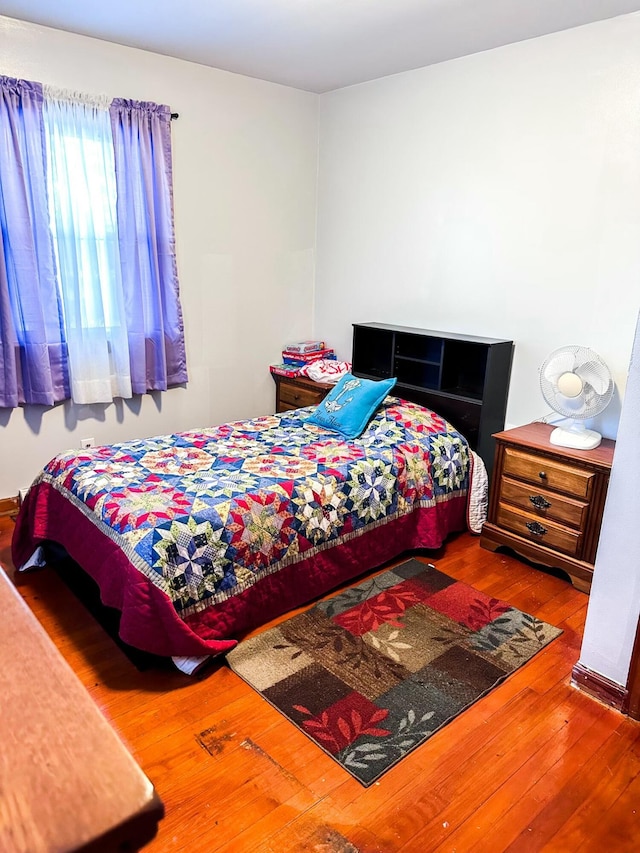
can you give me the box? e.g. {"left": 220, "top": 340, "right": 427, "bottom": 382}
{"left": 479, "top": 422, "right": 615, "bottom": 593}
{"left": 272, "top": 373, "right": 332, "bottom": 413}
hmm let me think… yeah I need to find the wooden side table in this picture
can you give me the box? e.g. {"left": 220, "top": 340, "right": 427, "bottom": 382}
{"left": 0, "top": 564, "right": 163, "bottom": 853}
{"left": 479, "top": 422, "right": 615, "bottom": 592}
{"left": 271, "top": 373, "right": 332, "bottom": 413}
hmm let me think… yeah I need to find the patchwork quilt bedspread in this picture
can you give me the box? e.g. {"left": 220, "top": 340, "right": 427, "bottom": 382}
{"left": 12, "top": 397, "right": 471, "bottom": 658}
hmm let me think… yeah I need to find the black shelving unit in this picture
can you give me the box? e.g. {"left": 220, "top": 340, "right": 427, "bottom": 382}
{"left": 352, "top": 323, "right": 514, "bottom": 478}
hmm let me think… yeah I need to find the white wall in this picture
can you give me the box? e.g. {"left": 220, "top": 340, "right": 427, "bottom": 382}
{"left": 315, "top": 13, "right": 640, "bottom": 439}
{"left": 0, "top": 15, "right": 319, "bottom": 497}
{"left": 579, "top": 308, "right": 640, "bottom": 685}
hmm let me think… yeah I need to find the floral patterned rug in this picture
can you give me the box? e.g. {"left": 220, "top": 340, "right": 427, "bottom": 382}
{"left": 226, "top": 558, "right": 562, "bottom": 786}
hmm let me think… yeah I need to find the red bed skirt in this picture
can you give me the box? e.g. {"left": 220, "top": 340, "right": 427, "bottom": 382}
{"left": 12, "top": 482, "right": 466, "bottom": 658}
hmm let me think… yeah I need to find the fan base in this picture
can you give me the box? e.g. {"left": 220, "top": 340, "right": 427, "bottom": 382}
{"left": 549, "top": 425, "right": 602, "bottom": 450}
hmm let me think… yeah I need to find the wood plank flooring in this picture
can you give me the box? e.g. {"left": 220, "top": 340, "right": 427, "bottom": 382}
{"left": 1, "top": 516, "right": 639, "bottom": 852}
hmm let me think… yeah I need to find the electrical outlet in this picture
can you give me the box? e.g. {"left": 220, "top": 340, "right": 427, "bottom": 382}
{"left": 80, "top": 437, "right": 95, "bottom": 449}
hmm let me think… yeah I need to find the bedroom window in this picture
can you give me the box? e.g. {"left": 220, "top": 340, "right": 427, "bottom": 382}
{"left": 43, "top": 91, "right": 132, "bottom": 404}
{"left": 0, "top": 76, "right": 188, "bottom": 408}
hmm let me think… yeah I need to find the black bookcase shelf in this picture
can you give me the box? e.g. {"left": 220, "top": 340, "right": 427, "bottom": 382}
{"left": 352, "top": 323, "right": 514, "bottom": 478}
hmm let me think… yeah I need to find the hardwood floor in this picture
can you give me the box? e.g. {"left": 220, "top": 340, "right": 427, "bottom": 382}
{"left": 1, "top": 514, "right": 639, "bottom": 852}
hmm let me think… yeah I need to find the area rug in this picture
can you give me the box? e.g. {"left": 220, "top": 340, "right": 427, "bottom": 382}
{"left": 226, "top": 558, "right": 562, "bottom": 786}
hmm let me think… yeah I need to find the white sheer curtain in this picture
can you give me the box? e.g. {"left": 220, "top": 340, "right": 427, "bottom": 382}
{"left": 43, "top": 87, "right": 132, "bottom": 404}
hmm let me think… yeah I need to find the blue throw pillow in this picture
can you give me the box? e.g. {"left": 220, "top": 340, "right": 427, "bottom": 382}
{"left": 307, "top": 373, "right": 397, "bottom": 439}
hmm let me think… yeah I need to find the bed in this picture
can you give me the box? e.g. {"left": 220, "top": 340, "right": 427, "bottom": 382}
{"left": 11, "top": 395, "right": 486, "bottom": 669}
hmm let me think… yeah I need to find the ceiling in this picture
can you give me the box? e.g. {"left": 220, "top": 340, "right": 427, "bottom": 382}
{"left": 3, "top": 0, "right": 640, "bottom": 93}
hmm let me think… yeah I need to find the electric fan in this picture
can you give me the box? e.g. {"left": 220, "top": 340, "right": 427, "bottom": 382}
{"left": 539, "top": 346, "right": 614, "bottom": 450}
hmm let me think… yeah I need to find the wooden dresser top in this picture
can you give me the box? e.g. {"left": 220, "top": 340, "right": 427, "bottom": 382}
{"left": 0, "top": 564, "right": 163, "bottom": 853}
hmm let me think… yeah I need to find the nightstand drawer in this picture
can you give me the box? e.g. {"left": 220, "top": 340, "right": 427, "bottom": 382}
{"left": 278, "top": 381, "right": 326, "bottom": 409}
{"left": 496, "top": 504, "right": 581, "bottom": 557}
{"left": 499, "top": 477, "right": 588, "bottom": 530}
{"left": 502, "top": 447, "right": 594, "bottom": 499}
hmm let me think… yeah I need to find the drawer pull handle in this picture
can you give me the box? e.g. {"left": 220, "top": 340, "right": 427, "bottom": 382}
{"left": 538, "top": 471, "right": 547, "bottom": 480}
{"left": 530, "top": 495, "right": 551, "bottom": 510}
{"left": 526, "top": 520, "right": 547, "bottom": 537}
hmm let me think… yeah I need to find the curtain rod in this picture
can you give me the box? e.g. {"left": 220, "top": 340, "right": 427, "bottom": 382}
{"left": 171, "top": 112, "right": 179, "bottom": 120}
